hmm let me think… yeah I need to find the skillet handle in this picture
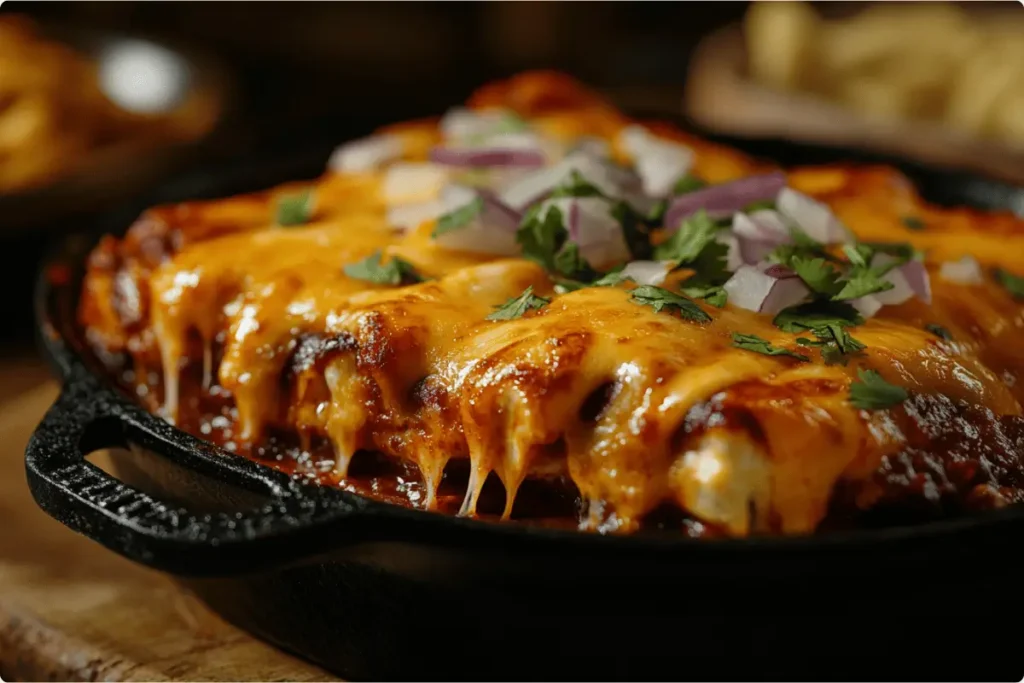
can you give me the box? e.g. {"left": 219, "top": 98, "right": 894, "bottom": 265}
{"left": 25, "top": 378, "right": 372, "bottom": 577}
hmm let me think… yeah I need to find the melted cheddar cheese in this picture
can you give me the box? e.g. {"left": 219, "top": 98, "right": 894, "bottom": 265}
{"left": 79, "top": 71, "right": 1024, "bottom": 536}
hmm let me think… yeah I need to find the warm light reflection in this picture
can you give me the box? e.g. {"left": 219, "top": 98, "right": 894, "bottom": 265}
{"left": 98, "top": 38, "right": 190, "bottom": 113}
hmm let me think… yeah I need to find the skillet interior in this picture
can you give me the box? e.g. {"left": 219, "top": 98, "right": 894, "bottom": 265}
{"left": 27, "top": 122, "right": 1024, "bottom": 680}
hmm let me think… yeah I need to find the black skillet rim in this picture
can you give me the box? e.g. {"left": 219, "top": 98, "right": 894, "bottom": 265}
{"left": 29, "top": 115, "right": 1024, "bottom": 567}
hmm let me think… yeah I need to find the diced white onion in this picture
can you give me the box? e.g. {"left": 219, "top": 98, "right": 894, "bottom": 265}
{"left": 776, "top": 188, "right": 853, "bottom": 244}
{"left": 539, "top": 196, "right": 630, "bottom": 268}
{"left": 724, "top": 262, "right": 810, "bottom": 315}
{"left": 851, "top": 295, "right": 884, "bottom": 318}
{"left": 732, "top": 209, "right": 791, "bottom": 243}
{"left": 382, "top": 162, "right": 450, "bottom": 203}
{"left": 617, "top": 125, "right": 695, "bottom": 197}
{"left": 572, "top": 136, "right": 612, "bottom": 158}
{"left": 432, "top": 185, "right": 520, "bottom": 256}
{"left": 328, "top": 133, "right": 404, "bottom": 173}
{"left": 716, "top": 232, "right": 745, "bottom": 272}
{"left": 939, "top": 255, "right": 983, "bottom": 285}
{"left": 499, "top": 151, "right": 641, "bottom": 212}
{"left": 386, "top": 199, "right": 447, "bottom": 231}
{"left": 439, "top": 107, "right": 513, "bottom": 142}
{"left": 618, "top": 260, "right": 674, "bottom": 286}
{"left": 851, "top": 255, "right": 933, "bottom": 318}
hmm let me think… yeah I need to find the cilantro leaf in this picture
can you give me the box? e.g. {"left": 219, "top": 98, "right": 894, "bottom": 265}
{"left": 833, "top": 269, "right": 895, "bottom": 301}
{"left": 549, "top": 170, "right": 605, "bottom": 199}
{"left": 731, "top": 333, "right": 809, "bottom": 362}
{"left": 645, "top": 199, "right": 668, "bottom": 225}
{"left": 849, "top": 369, "right": 908, "bottom": 410}
{"left": 744, "top": 199, "right": 776, "bottom": 212}
{"left": 276, "top": 189, "right": 315, "bottom": 226}
{"left": 680, "top": 277, "right": 728, "bottom": 308}
{"left": 343, "top": 251, "right": 424, "bottom": 285}
{"left": 553, "top": 266, "right": 628, "bottom": 294}
{"left": 790, "top": 255, "right": 843, "bottom": 296}
{"left": 553, "top": 241, "right": 598, "bottom": 281}
{"left": 796, "top": 323, "right": 866, "bottom": 365}
{"left": 902, "top": 216, "right": 926, "bottom": 231}
{"left": 653, "top": 209, "right": 723, "bottom": 264}
{"left": 486, "top": 286, "right": 550, "bottom": 321}
{"left": 516, "top": 204, "right": 567, "bottom": 271}
{"left": 629, "top": 285, "right": 711, "bottom": 322}
{"left": 612, "top": 200, "right": 653, "bottom": 260}
{"left": 773, "top": 301, "right": 864, "bottom": 333}
{"left": 673, "top": 174, "right": 706, "bottom": 195}
{"left": 925, "top": 323, "right": 953, "bottom": 341}
{"left": 434, "top": 196, "right": 484, "bottom": 237}
{"left": 995, "top": 268, "right": 1024, "bottom": 300}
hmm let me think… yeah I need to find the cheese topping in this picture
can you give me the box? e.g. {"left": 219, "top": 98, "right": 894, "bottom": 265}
{"left": 78, "top": 71, "right": 1024, "bottom": 536}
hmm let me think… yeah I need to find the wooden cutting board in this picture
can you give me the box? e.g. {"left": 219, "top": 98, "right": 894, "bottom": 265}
{"left": 0, "top": 355, "right": 335, "bottom": 682}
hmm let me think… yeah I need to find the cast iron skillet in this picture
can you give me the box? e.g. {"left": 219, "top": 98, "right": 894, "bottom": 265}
{"left": 25, "top": 122, "right": 1024, "bottom": 682}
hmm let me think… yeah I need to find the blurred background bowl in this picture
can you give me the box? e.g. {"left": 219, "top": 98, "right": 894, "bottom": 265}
{"left": 0, "top": 21, "right": 232, "bottom": 234}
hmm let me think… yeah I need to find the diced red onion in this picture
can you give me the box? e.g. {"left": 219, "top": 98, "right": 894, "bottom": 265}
{"left": 430, "top": 132, "right": 547, "bottom": 169}
{"left": 776, "top": 188, "right": 853, "bottom": 244}
{"left": 939, "top": 255, "right": 983, "bottom": 285}
{"left": 664, "top": 172, "right": 787, "bottom": 232}
{"left": 617, "top": 125, "right": 695, "bottom": 198}
{"left": 382, "top": 162, "right": 450, "bottom": 203}
{"left": 539, "top": 196, "right": 630, "bottom": 268}
{"left": 618, "top": 259, "right": 675, "bottom": 286}
{"left": 724, "top": 262, "right": 810, "bottom": 315}
{"left": 329, "top": 133, "right": 403, "bottom": 173}
{"left": 432, "top": 185, "right": 521, "bottom": 255}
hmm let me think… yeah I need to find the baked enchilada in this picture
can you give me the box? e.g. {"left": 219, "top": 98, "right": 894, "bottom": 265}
{"left": 79, "top": 71, "right": 1024, "bottom": 537}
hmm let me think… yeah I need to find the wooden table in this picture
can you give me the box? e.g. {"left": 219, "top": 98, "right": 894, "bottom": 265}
{"left": 0, "top": 353, "right": 334, "bottom": 681}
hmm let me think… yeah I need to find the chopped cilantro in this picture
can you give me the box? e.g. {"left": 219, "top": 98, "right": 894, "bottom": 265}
{"left": 645, "top": 199, "right": 668, "bottom": 225}
{"left": 902, "top": 216, "right": 926, "bottom": 231}
{"left": 486, "top": 286, "right": 550, "bottom": 321}
{"left": 731, "top": 333, "right": 809, "bottom": 362}
{"left": 925, "top": 323, "right": 953, "bottom": 341}
{"left": 672, "top": 174, "right": 707, "bottom": 195}
{"left": 795, "top": 323, "right": 866, "bottom": 365}
{"left": 553, "top": 241, "right": 598, "bottom": 281}
{"left": 629, "top": 285, "right": 711, "bottom": 322}
{"left": 612, "top": 200, "right": 653, "bottom": 260}
{"left": 680, "top": 278, "right": 728, "bottom": 308}
{"left": 434, "top": 196, "right": 484, "bottom": 237}
{"left": 995, "top": 268, "right": 1024, "bottom": 300}
{"left": 343, "top": 251, "right": 424, "bottom": 286}
{"left": 849, "top": 369, "right": 908, "bottom": 410}
{"left": 549, "top": 170, "right": 605, "bottom": 199}
{"left": 516, "top": 204, "right": 567, "bottom": 272}
{"left": 744, "top": 199, "right": 776, "bottom": 212}
{"left": 276, "top": 189, "right": 315, "bottom": 226}
{"left": 833, "top": 269, "right": 895, "bottom": 301}
{"left": 653, "top": 209, "right": 723, "bottom": 265}
{"left": 790, "top": 255, "right": 844, "bottom": 297}
{"left": 773, "top": 301, "right": 864, "bottom": 333}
